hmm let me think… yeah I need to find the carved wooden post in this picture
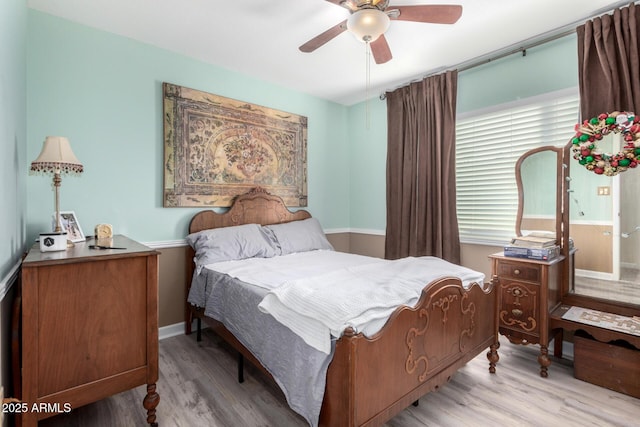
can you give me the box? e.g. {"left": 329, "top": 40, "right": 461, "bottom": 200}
{"left": 488, "top": 274, "right": 500, "bottom": 373}
{"left": 143, "top": 383, "right": 160, "bottom": 427}
{"left": 487, "top": 341, "right": 500, "bottom": 373}
{"left": 538, "top": 345, "right": 551, "bottom": 378}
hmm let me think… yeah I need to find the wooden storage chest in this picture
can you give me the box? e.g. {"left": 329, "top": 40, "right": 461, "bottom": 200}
{"left": 573, "top": 334, "right": 640, "bottom": 398}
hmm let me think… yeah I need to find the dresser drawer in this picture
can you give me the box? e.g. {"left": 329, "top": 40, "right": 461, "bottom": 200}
{"left": 498, "top": 280, "right": 540, "bottom": 337}
{"left": 497, "top": 261, "right": 540, "bottom": 282}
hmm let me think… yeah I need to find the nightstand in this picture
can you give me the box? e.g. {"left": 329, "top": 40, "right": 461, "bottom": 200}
{"left": 489, "top": 252, "right": 564, "bottom": 377}
{"left": 18, "top": 235, "right": 159, "bottom": 426}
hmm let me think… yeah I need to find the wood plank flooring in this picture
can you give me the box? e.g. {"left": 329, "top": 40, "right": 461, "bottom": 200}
{"left": 39, "top": 329, "right": 639, "bottom": 427}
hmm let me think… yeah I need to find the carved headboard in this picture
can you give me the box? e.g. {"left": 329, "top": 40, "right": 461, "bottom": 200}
{"left": 188, "top": 187, "right": 311, "bottom": 234}
{"left": 185, "top": 187, "right": 312, "bottom": 332}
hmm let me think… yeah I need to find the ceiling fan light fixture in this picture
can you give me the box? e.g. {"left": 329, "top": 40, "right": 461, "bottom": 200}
{"left": 347, "top": 9, "right": 390, "bottom": 43}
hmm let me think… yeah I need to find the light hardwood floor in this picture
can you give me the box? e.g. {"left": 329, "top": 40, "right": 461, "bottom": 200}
{"left": 39, "top": 329, "right": 639, "bottom": 427}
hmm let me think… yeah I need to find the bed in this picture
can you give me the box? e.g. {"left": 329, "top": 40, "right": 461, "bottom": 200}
{"left": 184, "top": 187, "right": 499, "bottom": 427}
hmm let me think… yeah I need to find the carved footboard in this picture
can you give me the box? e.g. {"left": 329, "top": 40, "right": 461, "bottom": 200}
{"left": 321, "top": 277, "right": 498, "bottom": 427}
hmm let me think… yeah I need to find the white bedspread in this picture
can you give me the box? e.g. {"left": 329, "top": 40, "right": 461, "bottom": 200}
{"left": 203, "top": 250, "right": 379, "bottom": 289}
{"left": 205, "top": 251, "right": 485, "bottom": 354}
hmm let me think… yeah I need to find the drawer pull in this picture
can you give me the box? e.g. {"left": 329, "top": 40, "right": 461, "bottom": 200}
{"left": 513, "top": 269, "right": 520, "bottom": 275}
{"left": 512, "top": 308, "right": 523, "bottom": 317}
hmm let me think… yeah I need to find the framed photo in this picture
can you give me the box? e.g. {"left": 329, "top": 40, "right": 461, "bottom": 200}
{"left": 52, "top": 211, "right": 86, "bottom": 242}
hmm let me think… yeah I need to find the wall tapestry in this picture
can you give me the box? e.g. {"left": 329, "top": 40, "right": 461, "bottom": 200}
{"left": 163, "top": 82, "right": 308, "bottom": 207}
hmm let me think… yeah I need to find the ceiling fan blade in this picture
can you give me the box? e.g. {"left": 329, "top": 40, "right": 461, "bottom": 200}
{"left": 391, "top": 5, "right": 462, "bottom": 24}
{"left": 299, "top": 20, "right": 348, "bottom": 53}
{"left": 370, "top": 35, "right": 392, "bottom": 64}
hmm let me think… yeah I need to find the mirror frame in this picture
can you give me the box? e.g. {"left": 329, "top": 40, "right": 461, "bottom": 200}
{"left": 516, "top": 142, "right": 639, "bottom": 317}
{"left": 560, "top": 142, "right": 640, "bottom": 317}
{"left": 515, "top": 145, "right": 565, "bottom": 242}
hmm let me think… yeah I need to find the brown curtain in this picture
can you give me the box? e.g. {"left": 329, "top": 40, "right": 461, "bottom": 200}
{"left": 385, "top": 70, "right": 460, "bottom": 263}
{"left": 578, "top": 2, "right": 640, "bottom": 118}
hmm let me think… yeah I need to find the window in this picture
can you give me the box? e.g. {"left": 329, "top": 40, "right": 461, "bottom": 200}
{"left": 455, "top": 89, "right": 580, "bottom": 245}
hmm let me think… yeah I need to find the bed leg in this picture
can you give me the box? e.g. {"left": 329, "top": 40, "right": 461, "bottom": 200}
{"left": 238, "top": 353, "right": 245, "bottom": 383}
{"left": 196, "top": 317, "right": 202, "bottom": 342}
{"left": 487, "top": 341, "right": 500, "bottom": 373}
{"left": 412, "top": 400, "right": 419, "bottom": 407}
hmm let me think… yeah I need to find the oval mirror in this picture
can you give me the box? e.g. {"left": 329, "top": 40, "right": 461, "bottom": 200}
{"left": 515, "top": 145, "right": 563, "bottom": 241}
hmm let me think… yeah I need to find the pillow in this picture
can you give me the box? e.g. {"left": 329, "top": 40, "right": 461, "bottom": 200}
{"left": 265, "top": 217, "right": 334, "bottom": 255}
{"left": 186, "top": 223, "right": 279, "bottom": 266}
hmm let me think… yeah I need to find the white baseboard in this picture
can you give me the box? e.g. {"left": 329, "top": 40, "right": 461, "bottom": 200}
{"left": 575, "top": 268, "right": 613, "bottom": 281}
{"left": 620, "top": 262, "right": 640, "bottom": 270}
{"left": 158, "top": 322, "right": 187, "bottom": 340}
{"left": 159, "top": 320, "right": 204, "bottom": 340}
{"left": 0, "top": 261, "right": 21, "bottom": 302}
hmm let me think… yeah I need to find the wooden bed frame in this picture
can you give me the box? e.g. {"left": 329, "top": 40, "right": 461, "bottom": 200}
{"left": 185, "top": 187, "right": 499, "bottom": 427}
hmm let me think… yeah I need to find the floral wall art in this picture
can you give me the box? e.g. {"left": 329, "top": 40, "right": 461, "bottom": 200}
{"left": 163, "top": 83, "right": 308, "bottom": 207}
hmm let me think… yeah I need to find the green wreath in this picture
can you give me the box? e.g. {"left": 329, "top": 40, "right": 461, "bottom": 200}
{"left": 571, "top": 111, "right": 640, "bottom": 176}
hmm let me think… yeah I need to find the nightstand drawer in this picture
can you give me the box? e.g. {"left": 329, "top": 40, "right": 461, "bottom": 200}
{"left": 497, "top": 262, "right": 540, "bottom": 282}
{"left": 498, "top": 281, "right": 540, "bottom": 336}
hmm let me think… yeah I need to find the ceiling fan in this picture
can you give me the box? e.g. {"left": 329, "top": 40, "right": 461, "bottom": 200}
{"left": 299, "top": 0, "right": 462, "bottom": 64}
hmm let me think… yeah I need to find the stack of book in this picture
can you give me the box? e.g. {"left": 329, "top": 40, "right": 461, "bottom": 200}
{"left": 504, "top": 234, "right": 560, "bottom": 261}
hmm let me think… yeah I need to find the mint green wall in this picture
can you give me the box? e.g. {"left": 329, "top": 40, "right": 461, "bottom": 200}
{"left": 26, "top": 11, "right": 350, "bottom": 242}
{"left": 346, "top": 34, "right": 582, "bottom": 232}
{"left": 1, "top": 0, "right": 27, "bottom": 276}
{"left": 457, "top": 35, "right": 579, "bottom": 114}
{"left": 347, "top": 99, "right": 387, "bottom": 232}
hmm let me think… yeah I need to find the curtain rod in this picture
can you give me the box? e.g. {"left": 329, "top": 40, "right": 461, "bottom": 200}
{"left": 380, "top": 0, "right": 636, "bottom": 100}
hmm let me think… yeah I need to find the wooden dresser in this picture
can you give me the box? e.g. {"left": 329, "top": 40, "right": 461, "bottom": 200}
{"left": 18, "top": 235, "right": 159, "bottom": 426}
{"left": 490, "top": 252, "right": 564, "bottom": 377}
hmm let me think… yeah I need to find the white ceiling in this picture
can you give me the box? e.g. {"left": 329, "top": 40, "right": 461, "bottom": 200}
{"left": 28, "top": 0, "right": 630, "bottom": 106}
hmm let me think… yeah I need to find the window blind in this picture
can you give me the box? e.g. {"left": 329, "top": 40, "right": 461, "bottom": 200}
{"left": 455, "top": 91, "right": 580, "bottom": 244}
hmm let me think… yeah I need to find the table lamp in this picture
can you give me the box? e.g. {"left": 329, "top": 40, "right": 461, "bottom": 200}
{"left": 30, "top": 136, "right": 83, "bottom": 248}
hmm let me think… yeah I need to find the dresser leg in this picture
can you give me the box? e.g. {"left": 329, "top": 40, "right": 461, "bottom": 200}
{"left": 487, "top": 340, "right": 500, "bottom": 373}
{"left": 143, "top": 383, "right": 160, "bottom": 427}
{"left": 538, "top": 345, "right": 551, "bottom": 378}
